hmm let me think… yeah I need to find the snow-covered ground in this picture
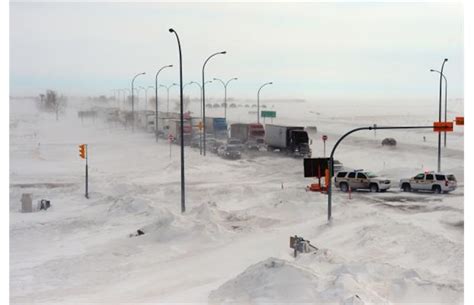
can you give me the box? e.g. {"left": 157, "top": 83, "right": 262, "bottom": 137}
{"left": 10, "top": 97, "right": 464, "bottom": 304}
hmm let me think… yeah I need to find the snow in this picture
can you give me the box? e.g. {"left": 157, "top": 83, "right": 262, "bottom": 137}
{"left": 10, "top": 97, "right": 463, "bottom": 304}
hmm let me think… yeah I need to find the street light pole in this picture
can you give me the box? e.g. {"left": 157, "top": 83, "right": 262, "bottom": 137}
{"left": 155, "top": 64, "right": 173, "bottom": 142}
{"left": 202, "top": 51, "right": 227, "bottom": 156}
{"left": 122, "top": 88, "right": 130, "bottom": 109}
{"left": 213, "top": 77, "right": 237, "bottom": 120}
{"left": 144, "top": 86, "right": 154, "bottom": 112}
{"left": 160, "top": 83, "right": 178, "bottom": 115}
{"left": 436, "top": 59, "right": 448, "bottom": 172}
{"left": 430, "top": 69, "right": 448, "bottom": 148}
{"left": 257, "top": 82, "right": 273, "bottom": 124}
{"left": 188, "top": 81, "right": 211, "bottom": 155}
{"left": 131, "top": 72, "right": 146, "bottom": 132}
{"left": 169, "top": 28, "right": 186, "bottom": 214}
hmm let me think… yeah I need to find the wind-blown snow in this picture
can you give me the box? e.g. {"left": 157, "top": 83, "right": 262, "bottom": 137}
{"left": 10, "top": 97, "right": 463, "bottom": 304}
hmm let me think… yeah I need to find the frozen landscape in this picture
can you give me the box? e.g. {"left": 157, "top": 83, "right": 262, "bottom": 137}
{"left": 9, "top": 96, "right": 464, "bottom": 304}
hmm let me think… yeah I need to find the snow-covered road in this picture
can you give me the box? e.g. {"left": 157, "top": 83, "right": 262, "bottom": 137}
{"left": 10, "top": 98, "right": 463, "bottom": 304}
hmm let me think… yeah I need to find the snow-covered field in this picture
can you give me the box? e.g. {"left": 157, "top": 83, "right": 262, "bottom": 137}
{"left": 10, "top": 97, "right": 464, "bottom": 304}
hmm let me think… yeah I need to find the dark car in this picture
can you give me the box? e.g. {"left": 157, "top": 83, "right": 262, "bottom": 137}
{"left": 227, "top": 138, "right": 244, "bottom": 150}
{"left": 217, "top": 144, "right": 242, "bottom": 159}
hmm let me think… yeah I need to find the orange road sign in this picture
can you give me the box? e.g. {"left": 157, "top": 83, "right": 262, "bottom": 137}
{"left": 433, "top": 122, "right": 453, "bottom": 132}
{"left": 455, "top": 116, "right": 464, "bottom": 126}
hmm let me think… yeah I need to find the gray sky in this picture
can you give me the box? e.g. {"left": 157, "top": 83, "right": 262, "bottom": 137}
{"left": 10, "top": 2, "right": 463, "bottom": 101}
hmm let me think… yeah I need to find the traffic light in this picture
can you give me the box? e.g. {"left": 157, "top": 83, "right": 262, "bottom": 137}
{"left": 79, "top": 144, "right": 86, "bottom": 159}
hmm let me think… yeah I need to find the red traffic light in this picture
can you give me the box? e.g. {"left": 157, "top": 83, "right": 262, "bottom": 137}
{"left": 79, "top": 144, "right": 86, "bottom": 159}
{"left": 322, "top": 135, "right": 328, "bottom": 141}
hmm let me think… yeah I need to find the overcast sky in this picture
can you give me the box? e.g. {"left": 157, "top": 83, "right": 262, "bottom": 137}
{"left": 10, "top": 2, "right": 463, "bottom": 102}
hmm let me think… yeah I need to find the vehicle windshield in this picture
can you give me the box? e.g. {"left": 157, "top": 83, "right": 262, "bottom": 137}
{"left": 366, "top": 172, "right": 378, "bottom": 178}
{"left": 227, "top": 145, "right": 241, "bottom": 152}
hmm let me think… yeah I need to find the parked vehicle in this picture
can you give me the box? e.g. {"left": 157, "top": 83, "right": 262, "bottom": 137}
{"left": 211, "top": 140, "right": 225, "bottom": 154}
{"left": 264, "top": 124, "right": 311, "bottom": 157}
{"left": 230, "top": 123, "right": 265, "bottom": 150}
{"left": 399, "top": 172, "right": 457, "bottom": 193}
{"left": 332, "top": 160, "right": 344, "bottom": 173}
{"left": 190, "top": 134, "right": 202, "bottom": 148}
{"left": 334, "top": 170, "right": 391, "bottom": 192}
{"left": 205, "top": 117, "right": 228, "bottom": 139}
{"left": 227, "top": 137, "right": 245, "bottom": 150}
{"left": 217, "top": 144, "right": 242, "bottom": 159}
{"left": 168, "top": 119, "right": 192, "bottom": 145}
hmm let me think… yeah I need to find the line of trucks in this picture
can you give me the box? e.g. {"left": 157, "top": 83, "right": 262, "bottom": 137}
{"left": 136, "top": 111, "right": 312, "bottom": 158}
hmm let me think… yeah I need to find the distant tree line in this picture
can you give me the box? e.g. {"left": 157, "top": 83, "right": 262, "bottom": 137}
{"left": 37, "top": 90, "right": 67, "bottom": 121}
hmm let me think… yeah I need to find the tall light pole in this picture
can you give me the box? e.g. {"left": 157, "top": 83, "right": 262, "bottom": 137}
{"left": 116, "top": 89, "right": 122, "bottom": 109}
{"left": 213, "top": 77, "right": 237, "bottom": 120}
{"left": 435, "top": 59, "right": 448, "bottom": 172}
{"left": 143, "top": 86, "right": 154, "bottom": 112}
{"left": 430, "top": 69, "right": 448, "bottom": 148}
{"left": 131, "top": 72, "right": 146, "bottom": 131}
{"left": 155, "top": 65, "right": 173, "bottom": 142}
{"left": 257, "top": 82, "right": 273, "bottom": 124}
{"left": 160, "top": 83, "right": 179, "bottom": 115}
{"left": 187, "top": 80, "right": 212, "bottom": 155}
{"left": 122, "top": 88, "right": 130, "bottom": 109}
{"left": 202, "top": 51, "right": 226, "bottom": 156}
{"left": 169, "top": 28, "right": 186, "bottom": 214}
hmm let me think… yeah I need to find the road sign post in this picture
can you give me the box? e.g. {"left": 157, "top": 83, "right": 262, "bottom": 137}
{"left": 261, "top": 110, "right": 276, "bottom": 123}
{"left": 322, "top": 135, "right": 328, "bottom": 157}
{"left": 168, "top": 134, "right": 174, "bottom": 158}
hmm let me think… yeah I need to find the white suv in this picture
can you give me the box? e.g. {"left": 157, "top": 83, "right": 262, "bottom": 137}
{"left": 399, "top": 172, "right": 457, "bottom": 194}
{"left": 334, "top": 170, "right": 391, "bottom": 193}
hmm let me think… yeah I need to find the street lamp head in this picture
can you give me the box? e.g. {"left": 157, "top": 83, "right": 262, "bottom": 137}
{"left": 172, "top": 83, "right": 178, "bottom": 86}
{"left": 233, "top": 77, "right": 238, "bottom": 80}
{"left": 430, "top": 69, "right": 435, "bottom": 72}
{"left": 141, "top": 72, "right": 146, "bottom": 75}
{"left": 169, "top": 28, "right": 175, "bottom": 33}
{"left": 168, "top": 64, "right": 173, "bottom": 68}
{"left": 444, "top": 58, "right": 448, "bottom": 62}
{"left": 221, "top": 51, "right": 227, "bottom": 54}
{"left": 269, "top": 82, "right": 273, "bottom": 85}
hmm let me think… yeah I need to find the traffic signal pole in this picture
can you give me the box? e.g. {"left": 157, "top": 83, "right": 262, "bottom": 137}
{"left": 85, "top": 144, "right": 89, "bottom": 199}
{"left": 327, "top": 125, "right": 435, "bottom": 221}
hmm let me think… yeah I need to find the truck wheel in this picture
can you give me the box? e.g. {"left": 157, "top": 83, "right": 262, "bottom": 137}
{"left": 402, "top": 183, "right": 411, "bottom": 192}
{"left": 340, "top": 183, "right": 349, "bottom": 192}
{"left": 432, "top": 185, "right": 441, "bottom": 194}
{"left": 370, "top": 184, "right": 379, "bottom": 193}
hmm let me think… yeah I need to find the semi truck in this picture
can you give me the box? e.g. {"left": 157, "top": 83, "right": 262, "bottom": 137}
{"left": 167, "top": 119, "right": 192, "bottom": 145}
{"left": 264, "top": 124, "right": 312, "bottom": 158}
{"left": 230, "top": 123, "right": 265, "bottom": 149}
{"left": 205, "top": 117, "right": 228, "bottom": 139}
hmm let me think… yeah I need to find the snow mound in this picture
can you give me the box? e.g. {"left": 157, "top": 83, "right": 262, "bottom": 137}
{"left": 107, "top": 196, "right": 153, "bottom": 216}
{"left": 209, "top": 257, "right": 320, "bottom": 304}
{"left": 138, "top": 204, "right": 228, "bottom": 243}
